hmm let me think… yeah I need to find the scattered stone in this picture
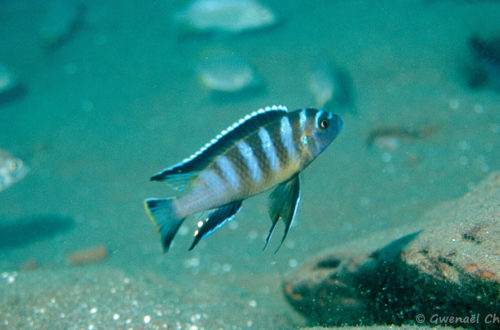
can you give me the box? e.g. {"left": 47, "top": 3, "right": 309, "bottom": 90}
{"left": 284, "top": 170, "right": 500, "bottom": 328}
{"left": 67, "top": 245, "right": 109, "bottom": 265}
{"left": 20, "top": 258, "right": 39, "bottom": 272}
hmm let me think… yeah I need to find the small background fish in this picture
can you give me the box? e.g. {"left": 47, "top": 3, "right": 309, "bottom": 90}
{"left": 467, "top": 34, "right": 500, "bottom": 90}
{"left": 197, "top": 50, "right": 262, "bottom": 93}
{"left": 309, "top": 54, "right": 356, "bottom": 114}
{"left": 174, "top": 0, "right": 278, "bottom": 35}
{"left": 0, "top": 149, "right": 29, "bottom": 192}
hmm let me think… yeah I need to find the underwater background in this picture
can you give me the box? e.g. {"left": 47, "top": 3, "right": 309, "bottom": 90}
{"left": 1, "top": 0, "right": 499, "bottom": 328}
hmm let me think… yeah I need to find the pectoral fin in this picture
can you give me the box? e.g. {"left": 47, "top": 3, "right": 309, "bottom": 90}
{"left": 264, "top": 174, "right": 301, "bottom": 252}
{"left": 189, "top": 200, "right": 243, "bottom": 250}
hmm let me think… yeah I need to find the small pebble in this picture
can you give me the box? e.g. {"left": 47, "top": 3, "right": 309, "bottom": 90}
{"left": 178, "top": 226, "right": 189, "bottom": 236}
{"left": 64, "top": 63, "right": 77, "bottom": 75}
{"left": 67, "top": 245, "right": 109, "bottom": 265}
{"left": 222, "top": 263, "right": 232, "bottom": 272}
{"left": 248, "top": 230, "right": 258, "bottom": 240}
{"left": 360, "top": 197, "right": 371, "bottom": 206}
{"left": 81, "top": 99, "right": 94, "bottom": 112}
{"left": 449, "top": 99, "right": 460, "bottom": 110}
{"left": 381, "top": 152, "right": 392, "bottom": 163}
{"left": 184, "top": 257, "right": 200, "bottom": 268}
{"left": 20, "top": 258, "right": 39, "bottom": 271}
{"left": 458, "top": 140, "right": 470, "bottom": 151}
{"left": 7, "top": 275, "right": 16, "bottom": 284}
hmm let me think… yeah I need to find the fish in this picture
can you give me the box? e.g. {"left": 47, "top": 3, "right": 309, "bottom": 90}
{"left": 174, "top": 0, "right": 278, "bottom": 34}
{"left": 309, "top": 55, "right": 356, "bottom": 114}
{"left": 468, "top": 35, "right": 500, "bottom": 90}
{"left": 0, "top": 62, "right": 18, "bottom": 96}
{"left": 39, "top": 0, "right": 85, "bottom": 49}
{"left": 0, "top": 149, "right": 29, "bottom": 192}
{"left": 144, "top": 105, "right": 343, "bottom": 252}
{"left": 197, "top": 51, "right": 261, "bottom": 93}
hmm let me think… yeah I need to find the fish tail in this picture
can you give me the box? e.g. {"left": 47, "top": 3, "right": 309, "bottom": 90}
{"left": 144, "top": 198, "right": 186, "bottom": 252}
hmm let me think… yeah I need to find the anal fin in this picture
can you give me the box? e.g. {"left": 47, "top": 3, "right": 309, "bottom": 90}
{"left": 189, "top": 200, "right": 243, "bottom": 250}
{"left": 264, "top": 174, "right": 301, "bottom": 253}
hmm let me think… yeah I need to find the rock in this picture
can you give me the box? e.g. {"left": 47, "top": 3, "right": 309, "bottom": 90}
{"left": 284, "top": 171, "right": 500, "bottom": 328}
{"left": 67, "top": 244, "right": 109, "bottom": 265}
{"left": 20, "top": 258, "right": 39, "bottom": 271}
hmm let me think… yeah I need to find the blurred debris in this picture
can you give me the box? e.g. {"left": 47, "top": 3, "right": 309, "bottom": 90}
{"left": 39, "top": 0, "right": 85, "bottom": 49}
{"left": 197, "top": 50, "right": 261, "bottom": 93}
{"left": 308, "top": 54, "right": 356, "bottom": 113}
{"left": 0, "top": 149, "right": 29, "bottom": 192}
{"left": 67, "top": 245, "right": 109, "bottom": 265}
{"left": 466, "top": 34, "right": 500, "bottom": 90}
{"left": 366, "top": 125, "right": 438, "bottom": 151}
{"left": 174, "top": 0, "right": 278, "bottom": 34}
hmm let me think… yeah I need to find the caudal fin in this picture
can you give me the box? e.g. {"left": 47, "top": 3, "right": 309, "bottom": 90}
{"left": 144, "top": 198, "right": 186, "bottom": 252}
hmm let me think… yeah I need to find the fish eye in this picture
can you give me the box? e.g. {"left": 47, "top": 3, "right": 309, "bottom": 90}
{"left": 319, "top": 119, "right": 329, "bottom": 130}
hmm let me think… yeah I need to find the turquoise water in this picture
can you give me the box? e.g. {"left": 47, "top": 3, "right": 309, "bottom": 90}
{"left": 1, "top": 0, "right": 499, "bottom": 328}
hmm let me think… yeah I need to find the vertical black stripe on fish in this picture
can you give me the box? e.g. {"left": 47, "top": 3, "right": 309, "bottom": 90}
{"left": 290, "top": 111, "right": 303, "bottom": 150}
{"left": 236, "top": 140, "right": 263, "bottom": 186}
{"left": 267, "top": 122, "right": 290, "bottom": 170}
{"left": 245, "top": 130, "right": 272, "bottom": 181}
{"left": 150, "top": 108, "right": 288, "bottom": 182}
{"left": 258, "top": 127, "right": 282, "bottom": 173}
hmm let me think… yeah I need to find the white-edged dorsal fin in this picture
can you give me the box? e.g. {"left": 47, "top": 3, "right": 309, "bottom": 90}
{"left": 151, "top": 105, "right": 288, "bottom": 185}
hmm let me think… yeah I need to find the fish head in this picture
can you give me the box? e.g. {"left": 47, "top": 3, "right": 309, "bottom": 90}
{"left": 296, "top": 109, "right": 342, "bottom": 164}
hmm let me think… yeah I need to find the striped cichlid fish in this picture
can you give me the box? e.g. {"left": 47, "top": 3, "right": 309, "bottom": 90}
{"left": 144, "top": 105, "right": 342, "bottom": 252}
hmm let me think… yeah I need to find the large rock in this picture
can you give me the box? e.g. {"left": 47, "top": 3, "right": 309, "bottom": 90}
{"left": 284, "top": 171, "right": 500, "bottom": 328}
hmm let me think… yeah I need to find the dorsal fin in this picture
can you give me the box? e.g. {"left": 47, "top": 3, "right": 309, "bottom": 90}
{"left": 151, "top": 105, "right": 288, "bottom": 185}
